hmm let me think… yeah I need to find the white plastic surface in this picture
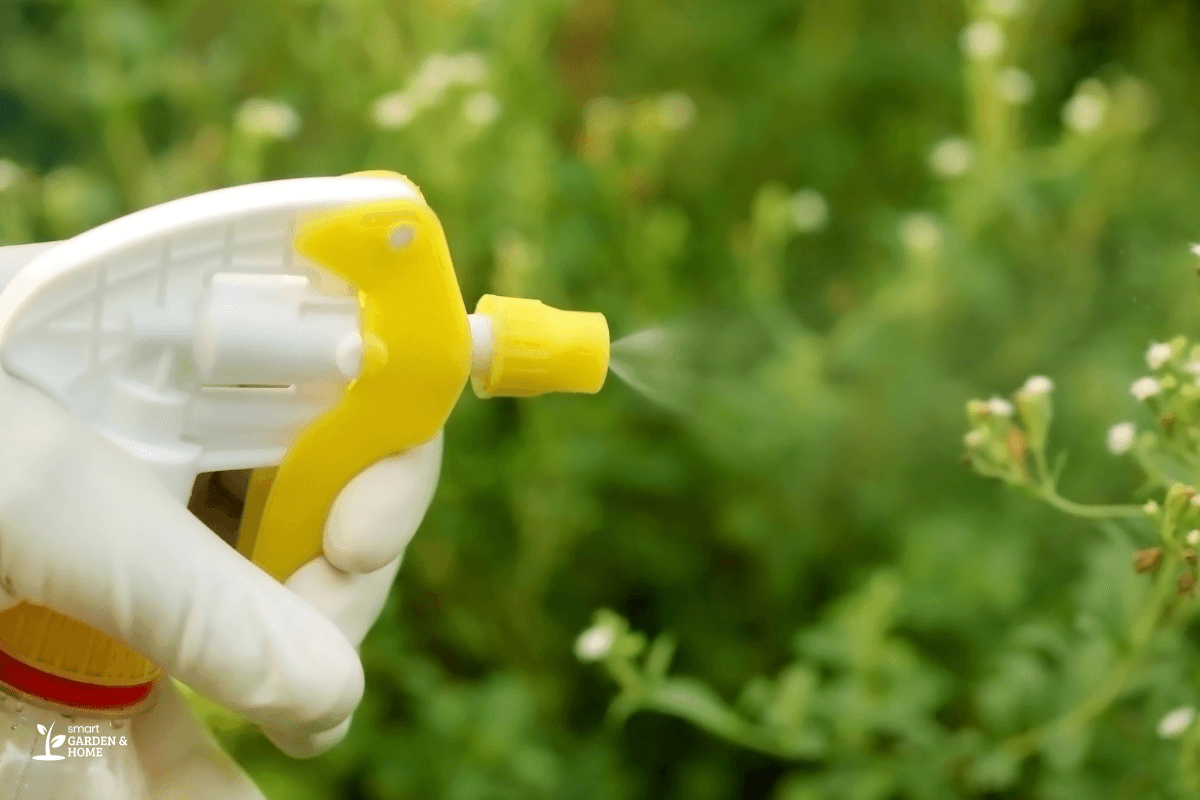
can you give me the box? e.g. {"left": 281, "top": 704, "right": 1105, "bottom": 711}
{"left": 468, "top": 313, "right": 495, "bottom": 377}
{"left": 0, "top": 243, "right": 59, "bottom": 291}
{"left": 0, "top": 693, "right": 146, "bottom": 800}
{"left": 192, "top": 273, "right": 363, "bottom": 385}
{"left": 0, "top": 176, "right": 422, "bottom": 500}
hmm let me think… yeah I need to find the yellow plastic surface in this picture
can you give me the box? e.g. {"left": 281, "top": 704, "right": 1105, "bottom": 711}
{"left": 0, "top": 605, "right": 158, "bottom": 687}
{"left": 241, "top": 195, "right": 473, "bottom": 582}
{"left": 472, "top": 294, "right": 610, "bottom": 398}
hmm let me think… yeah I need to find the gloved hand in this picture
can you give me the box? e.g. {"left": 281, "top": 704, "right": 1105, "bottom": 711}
{"left": 0, "top": 366, "right": 441, "bottom": 798}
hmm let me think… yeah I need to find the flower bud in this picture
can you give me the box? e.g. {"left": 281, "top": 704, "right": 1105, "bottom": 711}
{"left": 1167, "top": 483, "right": 1197, "bottom": 521}
{"left": 1131, "top": 377, "right": 1162, "bottom": 402}
{"left": 1016, "top": 377, "right": 1053, "bottom": 451}
{"left": 1147, "top": 342, "right": 1173, "bottom": 370}
{"left": 1107, "top": 422, "right": 1136, "bottom": 455}
{"left": 1179, "top": 572, "right": 1197, "bottom": 598}
{"left": 1134, "top": 547, "right": 1163, "bottom": 574}
{"left": 967, "top": 399, "right": 991, "bottom": 426}
{"left": 988, "top": 397, "right": 1014, "bottom": 417}
{"left": 1005, "top": 428, "right": 1029, "bottom": 481}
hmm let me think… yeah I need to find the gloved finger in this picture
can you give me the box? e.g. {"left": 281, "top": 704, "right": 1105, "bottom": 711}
{"left": 261, "top": 714, "right": 353, "bottom": 760}
{"left": 286, "top": 554, "right": 403, "bottom": 648}
{"left": 0, "top": 373, "right": 363, "bottom": 736}
{"left": 260, "top": 554, "right": 403, "bottom": 757}
{"left": 322, "top": 433, "right": 443, "bottom": 574}
{"left": 134, "top": 680, "right": 266, "bottom": 800}
{"left": 265, "top": 439, "right": 442, "bottom": 757}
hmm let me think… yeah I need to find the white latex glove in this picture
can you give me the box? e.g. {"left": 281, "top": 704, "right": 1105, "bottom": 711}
{"left": 0, "top": 367, "right": 441, "bottom": 799}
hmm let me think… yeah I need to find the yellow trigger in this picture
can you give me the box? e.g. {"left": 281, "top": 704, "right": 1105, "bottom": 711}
{"left": 238, "top": 194, "right": 472, "bottom": 582}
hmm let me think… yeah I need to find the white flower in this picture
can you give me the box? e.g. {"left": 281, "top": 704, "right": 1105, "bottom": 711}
{"left": 373, "top": 91, "right": 416, "bottom": 129}
{"left": 995, "top": 67, "right": 1034, "bottom": 105}
{"left": 1158, "top": 707, "right": 1196, "bottom": 739}
{"left": 900, "top": 213, "right": 943, "bottom": 257}
{"left": 658, "top": 92, "right": 696, "bottom": 131}
{"left": 0, "top": 159, "right": 19, "bottom": 192}
{"left": 574, "top": 623, "right": 616, "bottom": 662}
{"left": 462, "top": 91, "right": 501, "bottom": 126}
{"left": 1106, "top": 422, "right": 1136, "bottom": 455}
{"left": 409, "top": 53, "right": 460, "bottom": 102}
{"left": 964, "top": 429, "right": 986, "bottom": 448}
{"left": 377, "top": 52, "right": 491, "bottom": 127}
{"left": 987, "top": 397, "right": 1014, "bottom": 417}
{"left": 1188, "top": 530, "right": 1200, "bottom": 546}
{"left": 1191, "top": 243, "right": 1200, "bottom": 258}
{"left": 1131, "top": 377, "right": 1162, "bottom": 401}
{"left": 789, "top": 189, "right": 830, "bottom": 233}
{"left": 960, "top": 21, "right": 1005, "bottom": 60}
{"left": 1020, "top": 375, "right": 1054, "bottom": 396}
{"left": 929, "top": 137, "right": 974, "bottom": 178}
{"left": 1146, "top": 342, "right": 1173, "bottom": 370}
{"left": 1063, "top": 93, "right": 1107, "bottom": 134}
{"left": 235, "top": 98, "right": 301, "bottom": 140}
{"left": 1144, "top": 500, "right": 1160, "bottom": 516}
{"left": 454, "top": 52, "right": 489, "bottom": 84}
{"left": 985, "top": 0, "right": 1023, "bottom": 17}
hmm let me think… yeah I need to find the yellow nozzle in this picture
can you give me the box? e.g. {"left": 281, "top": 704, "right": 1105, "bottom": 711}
{"left": 471, "top": 294, "right": 609, "bottom": 398}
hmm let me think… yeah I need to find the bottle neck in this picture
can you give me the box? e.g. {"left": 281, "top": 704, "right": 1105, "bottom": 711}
{"left": 0, "top": 603, "right": 159, "bottom": 718}
{"left": 0, "top": 647, "right": 156, "bottom": 717}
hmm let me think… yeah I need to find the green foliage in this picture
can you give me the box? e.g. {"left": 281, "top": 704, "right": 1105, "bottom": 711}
{"left": 7, "top": 0, "right": 1200, "bottom": 797}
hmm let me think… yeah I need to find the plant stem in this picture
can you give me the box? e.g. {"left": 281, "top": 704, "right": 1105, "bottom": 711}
{"left": 602, "top": 656, "right": 820, "bottom": 761}
{"left": 1002, "top": 552, "right": 1180, "bottom": 759}
{"left": 973, "top": 460, "right": 1142, "bottom": 520}
{"left": 1024, "top": 437, "right": 1144, "bottom": 520}
{"left": 1028, "top": 484, "right": 1145, "bottom": 519}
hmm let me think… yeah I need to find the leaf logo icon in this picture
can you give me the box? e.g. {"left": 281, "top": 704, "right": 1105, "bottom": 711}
{"left": 32, "top": 721, "right": 65, "bottom": 761}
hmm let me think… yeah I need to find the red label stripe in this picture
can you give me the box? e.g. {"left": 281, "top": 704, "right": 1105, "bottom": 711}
{"left": 0, "top": 647, "right": 154, "bottom": 710}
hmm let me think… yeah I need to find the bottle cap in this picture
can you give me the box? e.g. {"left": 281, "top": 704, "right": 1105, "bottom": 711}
{"left": 471, "top": 294, "right": 609, "bottom": 398}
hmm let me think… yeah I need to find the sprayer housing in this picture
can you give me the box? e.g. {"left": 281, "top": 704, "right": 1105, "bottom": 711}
{"left": 0, "top": 173, "right": 611, "bottom": 715}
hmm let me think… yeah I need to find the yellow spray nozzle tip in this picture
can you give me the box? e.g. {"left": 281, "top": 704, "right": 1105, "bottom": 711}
{"left": 471, "top": 294, "right": 609, "bottom": 398}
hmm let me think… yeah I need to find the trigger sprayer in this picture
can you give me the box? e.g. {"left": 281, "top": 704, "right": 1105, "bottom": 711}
{"left": 0, "top": 172, "right": 610, "bottom": 799}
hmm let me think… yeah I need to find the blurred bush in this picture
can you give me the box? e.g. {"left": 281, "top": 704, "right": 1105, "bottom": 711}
{"left": 5, "top": 0, "right": 1200, "bottom": 797}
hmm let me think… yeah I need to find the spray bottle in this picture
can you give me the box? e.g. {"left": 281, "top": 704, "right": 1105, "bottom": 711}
{"left": 0, "top": 171, "right": 610, "bottom": 798}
